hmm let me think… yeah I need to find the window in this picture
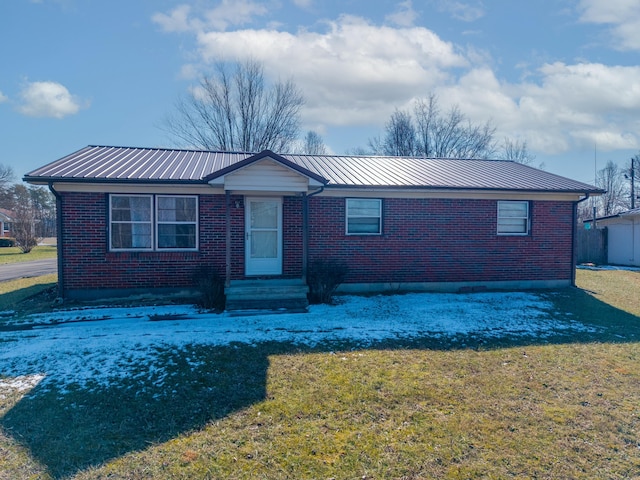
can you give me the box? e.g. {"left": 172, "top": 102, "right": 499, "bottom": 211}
{"left": 346, "top": 198, "right": 382, "bottom": 235}
{"left": 110, "top": 195, "right": 152, "bottom": 249}
{"left": 497, "top": 201, "right": 529, "bottom": 235}
{"left": 157, "top": 196, "right": 197, "bottom": 249}
{"left": 110, "top": 195, "right": 198, "bottom": 250}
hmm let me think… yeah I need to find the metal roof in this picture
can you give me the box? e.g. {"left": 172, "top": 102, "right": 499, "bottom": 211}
{"left": 24, "top": 145, "right": 602, "bottom": 194}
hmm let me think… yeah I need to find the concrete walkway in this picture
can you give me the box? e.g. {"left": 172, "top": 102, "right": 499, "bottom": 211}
{"left": 0, "top": 258, "right": 57, "bottom": 282}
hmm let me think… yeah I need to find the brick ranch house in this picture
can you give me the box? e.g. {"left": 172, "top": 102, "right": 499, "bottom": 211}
{"left": 24, "top": 145, "right": 602, "bottom": 307}
{"left": 0, "top": 208, "right": 14, "bottom": 238}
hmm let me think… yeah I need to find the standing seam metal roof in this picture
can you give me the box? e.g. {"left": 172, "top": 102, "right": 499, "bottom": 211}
{"left": 24, "top": 145, "right": 602, "bottom": 193}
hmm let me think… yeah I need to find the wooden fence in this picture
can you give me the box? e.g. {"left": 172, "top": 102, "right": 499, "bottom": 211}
{"left": 575, "top": 227, "right": 607, "bottom": 265}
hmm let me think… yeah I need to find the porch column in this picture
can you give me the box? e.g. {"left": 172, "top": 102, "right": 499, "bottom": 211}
{"left": 225, "top": 190, "right": 231, "bottom": 287}
{"left": 302, "top": 192, "right": 308, "bottom": 282}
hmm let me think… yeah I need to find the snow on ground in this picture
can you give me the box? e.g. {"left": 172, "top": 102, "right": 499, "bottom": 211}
{"left": 577, "top": 264, "right": 640, "bottom": 272}
{"left": 0, "top": 292, "right": 598, "bottom": 396}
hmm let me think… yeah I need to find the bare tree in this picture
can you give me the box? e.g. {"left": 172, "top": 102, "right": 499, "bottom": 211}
{"left": 11, "top": 184, "right": 39, "bottom": 253}
{"left": 299, "top": 130, "right": 327, "bottom": 155}
{"left": 164, "top": 59, "right": 304, "bottom": 152}
{"left": 0, "top": 164, "right": 14, "bottom": 206}
{"left": 382, "top": 109, "right": 416, "bottom": 156}
{"left": 368, "top": 93, "right": 497, "bottom": 159}
{"left": 0, "top": 164, "right": 13, "bottom": 188}
{"left": 596, "top": 160, "right": 627, "bottom": 217}
{"left": 499, "top": 137, "right": 536, "bottom": 165}
{"left": 413, "top": 94, "right": 496, "bottom": 158}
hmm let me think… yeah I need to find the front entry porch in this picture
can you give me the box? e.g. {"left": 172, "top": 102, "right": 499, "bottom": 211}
{"left": 224, "top": 278, "right": 309, "bottom": 313}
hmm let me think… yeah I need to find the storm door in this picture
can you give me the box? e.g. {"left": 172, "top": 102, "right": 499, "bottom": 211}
{"left": 245, "top": 197, "right": 282, "bottom": 275}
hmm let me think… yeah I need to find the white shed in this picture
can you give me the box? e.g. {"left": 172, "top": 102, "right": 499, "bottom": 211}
{"left": 596, "top": 208, "right": 640, "bottom": 266}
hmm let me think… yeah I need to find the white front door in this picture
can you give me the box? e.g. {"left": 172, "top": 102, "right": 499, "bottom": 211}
{"left": 245, "top": 197, "right": 283, "bottom": 276}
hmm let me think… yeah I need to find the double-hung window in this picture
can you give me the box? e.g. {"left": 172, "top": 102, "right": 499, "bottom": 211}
{"left": 110, "top": 195, "right": 198, "bottom": 250}
{"left": 110, "top": 195, "right": 153, "bottom": 249}
{"left": 157, "top": 196, "right": 197, "bottom": 249}
{"left": 346, "top": 198, "right": 382, "bottom": 235}
{"left": 497, "top": 201, "right": 530, "bottom": 235}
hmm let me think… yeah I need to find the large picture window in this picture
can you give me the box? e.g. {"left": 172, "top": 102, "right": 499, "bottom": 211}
{"left": 346, "top": 198, "right": 382, "bottom": 235}
{"left": 110, "top": 195, "right": 198, "bottom": 250}
{"left": 497, "top": 201, "right": 530, "bottom": 235}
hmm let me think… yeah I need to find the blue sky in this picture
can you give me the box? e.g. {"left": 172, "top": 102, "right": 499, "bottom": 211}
{"left": 2, "top": 0, "right": 640, "bottom": 185}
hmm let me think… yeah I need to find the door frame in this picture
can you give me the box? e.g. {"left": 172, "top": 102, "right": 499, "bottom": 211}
{"left": 245, "top": 196, "right": 283, "bottom": 276}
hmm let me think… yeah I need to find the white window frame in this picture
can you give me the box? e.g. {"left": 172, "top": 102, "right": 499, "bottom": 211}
{"left": 156, "top": 195, "right": 199, "bottom": 251}
{"left": 346, "top": 198, "right": 382, "bottom": 235}
{"left": 109, "top": 194, "right": 153, "bottom": 251}
{"left": 109, "top": 194, "right": 199, "bottom": 251}
{"left": 497, "top": 201, "right": 530, "bottom": 236}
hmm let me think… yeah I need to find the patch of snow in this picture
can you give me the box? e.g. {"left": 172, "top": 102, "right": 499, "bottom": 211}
{"left": 577, "top": 264, "right": 640, "bottom": 272}
{"left": 0, "top": 292, "right": 599, "bottom": 396}
{"left": 0, "top": 374, "right": 45, "bottom": 392}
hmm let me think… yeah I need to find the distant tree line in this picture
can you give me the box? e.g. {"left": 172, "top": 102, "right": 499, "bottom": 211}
{"left": 0, "top": 166, "right": 56, "bottom": 253}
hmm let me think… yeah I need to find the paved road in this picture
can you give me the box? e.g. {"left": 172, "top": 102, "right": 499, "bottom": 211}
{"left": 0, "top": 258, "right": 58, "bottom": 282}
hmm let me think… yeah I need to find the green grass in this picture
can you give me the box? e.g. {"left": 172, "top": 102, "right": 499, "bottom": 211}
{"left": 1, "top": 269, "right": 639, "bottom": 479}
{"left": 0, "top": 245, "right": 57, "bottom": 264}
{"left": 0, "top": 274, "right": 58, "bottom": 317}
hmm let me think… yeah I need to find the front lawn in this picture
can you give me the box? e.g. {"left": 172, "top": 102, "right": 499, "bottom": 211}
{"left": 0, "top": 245, "right": 57, "bottom": 264}
{"left": 0, "top": 269, "right": 638, "bottom": 479}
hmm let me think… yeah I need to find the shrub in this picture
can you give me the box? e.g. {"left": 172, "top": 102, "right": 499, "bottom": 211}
{"left": 192, "top": 267, "right": 225, "bottom": 310}
{"left": 13, "top": 221, "right": 39, "bottom": 253}
{"left": 307, "top": 258, "right": 348, "bottom": 304}
{"left": 0, "top": 237, "right": 16, "bottom": 247}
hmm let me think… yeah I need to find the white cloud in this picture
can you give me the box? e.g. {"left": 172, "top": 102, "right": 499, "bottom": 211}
{"left": 438, "top": 62, "right": 640, "bottom": 154}
{"left": 433, "top": 0, "right": 485, "bottom": 22}
{"left": 156, "top": 5, "right": 640, "bottom": 156}
{"left": 0, "top": 91, "right": 7, "bottom": 103}
{"left": 578, "top": 0, "right": 640, "bottom": 50}
{"left": 386, "top": 0, "right": 419, "bottom": 27}
{"left": 152, "top": 1, "right": 268, "bottom": 33}
{"left": 292, "top": 0, "right": 312, "bottom": 8}
{"left": 152, "top": 4, "right": 196, "bottom": 33}
{"left": 195, "top": 15, "right": 467, "bottom": 125}
{"left": 17, "top": 81, "right": 85, "bottom": 119}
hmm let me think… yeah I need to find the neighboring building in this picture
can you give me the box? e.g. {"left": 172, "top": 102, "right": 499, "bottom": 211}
{"left": 24, "top": 145, "right": 602, "bottom": 305}
{"left": 585, "top": 208, "right": 640, "bottom": 266}
{"left": 0, "top": 208, "right": 14, "bottom": 238}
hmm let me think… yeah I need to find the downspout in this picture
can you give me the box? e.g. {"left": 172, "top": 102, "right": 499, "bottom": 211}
{"left": 302, "top": 185, "right": 325, "bottom": 283}
{"left": 48, "top": 182, "right": 64, "bottom": 300}
{"left": 572, "top": 193, "right": 591, "bottom": 287}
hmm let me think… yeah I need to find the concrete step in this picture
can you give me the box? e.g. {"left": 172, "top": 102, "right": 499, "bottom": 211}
{"left": 225, "top": 279, "right": 309, "bottom": 313}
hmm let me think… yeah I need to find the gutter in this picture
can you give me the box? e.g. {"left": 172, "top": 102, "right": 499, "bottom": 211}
{"left": 48, "top": 182, "right": 64, "bottom": 300}
{"left": 572, "top": 193, "right": 592, "bottom": 287}
{"left": 302, "top": 186, "right": 325, "bottom": 283}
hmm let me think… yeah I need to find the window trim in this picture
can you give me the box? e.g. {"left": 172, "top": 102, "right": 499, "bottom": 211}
{"left": 346, "top": 198, "right": 382, "bottom": 235}
{"left": 497, "top": 200, "right": 530, "bottom": 236}
{"left": 109, "top": 194, "right": 199, "bottom": 251}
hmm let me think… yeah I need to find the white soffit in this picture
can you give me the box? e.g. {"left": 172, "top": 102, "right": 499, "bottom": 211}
{"left": 208, "top": 158, "right": 323, "bottom": 192}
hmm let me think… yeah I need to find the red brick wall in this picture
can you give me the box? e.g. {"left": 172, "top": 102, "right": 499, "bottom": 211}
{"left": 59, "top": 192, "right": 574, "bottom": 296}
{"left": 60, "top": 192, "right": 229, "bottom": 293}
{"left": 307, "top": 196, "right": 574, "bottom": 284}
{"left": 59, "top": 192, "right": 304, "bottom": 295}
